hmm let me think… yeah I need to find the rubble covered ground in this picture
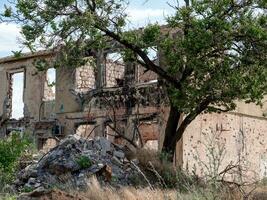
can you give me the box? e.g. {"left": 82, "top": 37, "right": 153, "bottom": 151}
{"left": 15, "top": 135, "right": 140, "bottom": 191}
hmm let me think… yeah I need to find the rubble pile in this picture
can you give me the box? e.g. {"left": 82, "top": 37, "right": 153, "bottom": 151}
{"left": 14, "top": 135, "right": 139, "bottom": 191}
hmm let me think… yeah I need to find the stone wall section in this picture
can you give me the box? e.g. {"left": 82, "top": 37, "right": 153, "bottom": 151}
{"left": 75, "top": 65, "right": 96, "bottom": 92}
{"left": 106, "top": 59, "right": 125, "bottom": 87}
{"left": 137, "top": 65, "right": 158, "bottom": 83}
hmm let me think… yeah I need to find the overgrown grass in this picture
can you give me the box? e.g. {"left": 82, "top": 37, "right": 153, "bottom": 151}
{"left": 70, "top": 176, "right": 242, "bottom": 200}
{"left": 130, "top": 148, "right": 244, "bottom": 200}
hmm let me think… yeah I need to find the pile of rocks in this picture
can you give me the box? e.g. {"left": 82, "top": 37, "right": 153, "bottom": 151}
{"left": 14, "top": 135, "right": 139, "bottom": 191}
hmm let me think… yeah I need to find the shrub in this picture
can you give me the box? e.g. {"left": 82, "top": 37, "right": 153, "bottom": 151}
{"left": 76, "top": 155, "right": 92, "bottom": 169}
{"left": 0, "top": 132, "right": 32, "bottom": 189}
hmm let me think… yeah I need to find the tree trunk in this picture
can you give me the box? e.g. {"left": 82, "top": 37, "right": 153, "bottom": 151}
{"left": 162, "top": 104, "right": 181, "bottom": 160}
{"left": 162, "top": 101, "right": 208, "bottom": 162}
{"left": 162, "top": 107, "right": 196, "bottom": 161}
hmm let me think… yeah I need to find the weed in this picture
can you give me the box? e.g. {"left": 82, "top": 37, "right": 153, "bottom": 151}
{"left": 76, "top": 155, "right": 92, "bottom": 169}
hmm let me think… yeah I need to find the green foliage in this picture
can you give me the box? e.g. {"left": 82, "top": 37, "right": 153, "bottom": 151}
{"left": 21, "top": 185, "right": 34, "bottom": 193}
{"left": 11, "top": 50, "right": 22, "bottom": 58}
{"left": 3, "top": 5, "right": 12, "bottom": 17}
{"left": 76, "top": 155, "right": 92, "bottom": 169}
{"left": 0, "top": 195, "right": 17, "bottom": 200}
{"left": 0, "top": 133, "right": 32, "bottom": 188}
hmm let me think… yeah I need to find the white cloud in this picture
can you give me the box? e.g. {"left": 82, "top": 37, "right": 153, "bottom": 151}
{"left": 126, "top": 8, "right": 172, "bottom": 25}
{"left": 0, "top": 23, "right": 22, "bottom": 53}
{"left": 127, "top": 8, "right": 165, "bottom": 20}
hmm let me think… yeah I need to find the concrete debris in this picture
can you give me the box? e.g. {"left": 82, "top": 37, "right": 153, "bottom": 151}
{"left": 14, "top": 135, "right": 139, "bottom": 191}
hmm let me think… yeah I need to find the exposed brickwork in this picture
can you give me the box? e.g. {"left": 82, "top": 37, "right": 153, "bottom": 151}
{"left": 137, "top": 65, "right": 158, "bottom": 83}
{"left": 139, "top": 122, "right": 159, "bottom": 143}
{"left": 106, "top": 59, "right": 125, "bottom": 87}
{"left": 75, "top": 65, "right": 96, "bottom": 92}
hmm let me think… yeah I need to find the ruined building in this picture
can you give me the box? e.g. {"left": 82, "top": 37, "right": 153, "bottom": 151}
{"left": 0, "top": 50, "right": 161, "bottom": 149}
{"left": 0, "top": 50, "right": 266, "bottom": 180}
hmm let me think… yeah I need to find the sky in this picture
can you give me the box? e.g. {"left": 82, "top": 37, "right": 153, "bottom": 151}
{"left": 0, "top": 0, "right": 179, "bottom": 57}
{"left": 0, "top": 0, "right": 178, "bottom": 119}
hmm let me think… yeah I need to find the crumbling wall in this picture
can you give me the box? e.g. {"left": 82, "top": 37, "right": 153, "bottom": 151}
{"left": 75, "top": 65, "right": 96, "bottom": 92}
{"left": 139, "top": 121, "right": 159, "bottom": 149}
{"left": 137, "top": 65, "right": 158, "bottom": 83}
{"left": 43, "top": 68, "right": 56, "bottom": 101}
{"left": 106, "top": 59, "right": 125, "bottom": 87}
{"left": 0, "top": 58, "right": 47, "bottom": 122}
{"left": 183, "top": 112, "right": 267, "bottom": 180}
{"left": 56, "top": 67, "right": 79, "bottom": 114}
{"left": 0, "top": 68, "right": 9, "bottom": 118}
{"left": 76, "top": 124, "right": 96, "bottom": 138}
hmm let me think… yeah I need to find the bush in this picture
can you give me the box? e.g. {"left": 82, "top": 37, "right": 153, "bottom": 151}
{"left": 76, "top": 155, "right": 92, "bottom": 169}
{"left": 0, "top": 132, "right": 32, "bottom": 189}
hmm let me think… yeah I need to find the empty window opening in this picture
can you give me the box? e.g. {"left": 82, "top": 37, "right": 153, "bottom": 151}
{"left": 146, "top": 47, "right": 158, "bottom": 63}
{"left": 11, "top": 72, "right": 24, "bottom": 119}
{"left": 44, "top": 68, "right": 56, "bottom": 101}
{"left": 107, "top": 52, "right": 123, "bottom": 63}
{"left": 106, "top": 52, "right": 125, "bottom": 87}
{"left": 137, "top": 47, "right": 158, "bottom": 83}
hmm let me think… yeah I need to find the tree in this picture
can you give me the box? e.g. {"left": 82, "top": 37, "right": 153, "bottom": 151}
{"left": 1, "top": 0, "right": 267, "bottom": 160}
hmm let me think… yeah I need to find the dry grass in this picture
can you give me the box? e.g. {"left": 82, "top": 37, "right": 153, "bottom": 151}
{"left": 133, "top": 148, "right": 171, "bottom": 170}
{"left": 77, "top": 177, "right": 194, "bottom": 200}
{"left": 73, "top": 177, "right": 245, "bottom": 200}
{"left": 17, "top": 177, "right": 266, "bottom": 200}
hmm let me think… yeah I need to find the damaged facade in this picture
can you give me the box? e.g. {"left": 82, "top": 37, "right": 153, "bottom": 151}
{"left": 0, "top": 50, "right": 161, "bottom": 150}
{"left": 0, "top": 50, "right": 266, "bottom": 180}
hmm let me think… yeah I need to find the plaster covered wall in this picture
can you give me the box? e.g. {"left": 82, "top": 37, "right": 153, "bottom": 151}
{"left": 0, "top": 58, "right": 48, "bottom": 122}
{"left": 0, "top": 68, "right": 8, "bottom": 117}
{"left": 183, "top": 112, "right": 267, "bottom": 180}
